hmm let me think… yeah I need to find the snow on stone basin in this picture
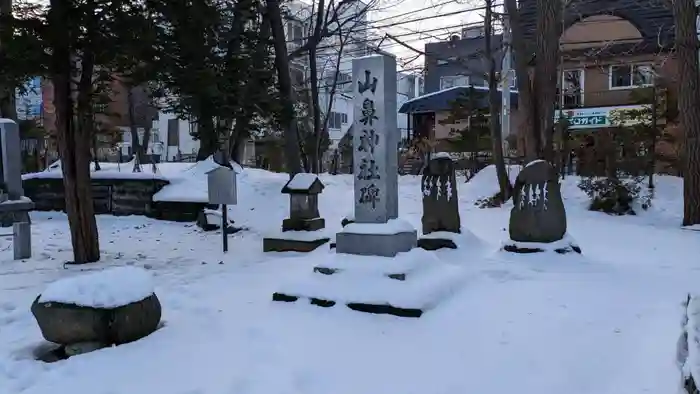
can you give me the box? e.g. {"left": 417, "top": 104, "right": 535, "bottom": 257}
{"left": 38, "top": 266, "right": 155, "bottom": 308}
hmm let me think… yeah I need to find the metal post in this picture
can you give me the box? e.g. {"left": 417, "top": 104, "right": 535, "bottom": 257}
{"left": 13, "top": 222, "right": 31, "bottom": 260}
{"left": 649, "top": 79, "right": 658, "bottom": 189}
{"left": 501, "top": 13, "right": 512, "bottom": 160}
{"left": 557, "top": 7, "right": 567, "bottom": 179}
{"left": 221, "top": 204, "right": 228, "bottom": 252}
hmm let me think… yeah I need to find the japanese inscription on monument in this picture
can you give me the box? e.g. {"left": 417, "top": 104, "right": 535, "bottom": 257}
{"left": 335, "top": 55, "right": 414, "bottom": 257}
{"left": 351, "top": 55, "right": 399, "bottom": 223}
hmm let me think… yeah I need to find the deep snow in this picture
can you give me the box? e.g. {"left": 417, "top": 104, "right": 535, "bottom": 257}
{"left": 1, "top": 165, "right": 698, "bottom": 394}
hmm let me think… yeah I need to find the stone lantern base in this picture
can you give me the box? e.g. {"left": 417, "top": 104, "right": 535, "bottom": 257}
{"left": 282, "top": 217, "right": 325, "bottom": 232}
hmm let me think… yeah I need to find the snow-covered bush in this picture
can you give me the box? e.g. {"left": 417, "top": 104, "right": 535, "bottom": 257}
{"left": 577, "top": 172, "right": 652, "bottom": 215}
{"left": 474, "top": 192, "right": 506, "bottom": 209}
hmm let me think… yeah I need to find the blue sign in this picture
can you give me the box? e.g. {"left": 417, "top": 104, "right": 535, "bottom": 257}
{"left": 15, "top": 77, "right": 42, "bottom": 121}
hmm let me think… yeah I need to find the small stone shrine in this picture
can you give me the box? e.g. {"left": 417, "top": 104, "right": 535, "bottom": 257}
{"left": 334, "top": 54, "right": 417, "bottom": 257}
{"left": 263, "top": 173, "right": 330, "bottom": 252}
{"left": 417, "top": 154, "right": 461, "bottom": 250}
{"left": 504, "top": 160, "right": 580, "bottom": 254}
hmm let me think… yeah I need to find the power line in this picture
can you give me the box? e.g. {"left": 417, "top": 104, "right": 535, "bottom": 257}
{"left": 309, "top": 20, "right": 485, "bottom": 54}
{"left": 367, "top": 0, "right": 469, "bottom": 25}
{"left": 285, "top": 2, "right": 499, "bottom": 45}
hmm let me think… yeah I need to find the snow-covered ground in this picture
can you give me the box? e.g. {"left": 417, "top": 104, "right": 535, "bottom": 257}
{"left": 1, "top": 166, "right": 699, "bottom": 394}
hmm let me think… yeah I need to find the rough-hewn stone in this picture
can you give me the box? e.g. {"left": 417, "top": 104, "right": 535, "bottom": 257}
{"left": 509, "top": 161, "right": 567, "bottom": 243}
{"left": 31, "top": 293, "right": 162, "bottom": 346}
{"left": 421, "top": 156, "right": 460, "bottom": 234}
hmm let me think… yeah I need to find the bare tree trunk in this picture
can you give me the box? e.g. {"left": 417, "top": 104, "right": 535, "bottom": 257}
{"left": 91, "top": 129, "right": 101, "bottom": 170}
{"left": 505, "top": 0, "right": 560, "bottom": 162}
{"left": 307, "top": 0, "right": 326, "bottom": 174}
{"left": 0, "top": 0, "right": 17, "bottom": 120}
{"left": 50, "top": 0, "right": 100, "bottom": 264}
{"left": 485, "top": 0, "right": 512, "bottom": 201}
{"left": 308, "top": 52, "right": 321, "bottom": 173}
{"left": 126, "top": 86, "right": 143, "bottom": 172}
{"left": 672, "top": 0, "right": 700, "bottom": 225}
{"left": 229, "top": 119, "right": 248, "bottom": 163}
{"left": 534, "top": 0, "right": 561, "bottom": 162}
{"left": 504, "top": 0, "right": 537, "bottom": 161}
{"left": 266, "top": 0, "right": 303, "bottom": 175}
{"left": 195, "top": 111, "right": 218, "bottom": 160}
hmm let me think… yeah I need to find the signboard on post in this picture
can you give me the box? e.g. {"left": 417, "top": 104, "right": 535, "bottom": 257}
{"left": 207, "top": 166, "right": 237, "bottom": 205}
{"left": 207, "top": 165, "right": 238, "bottom": 253}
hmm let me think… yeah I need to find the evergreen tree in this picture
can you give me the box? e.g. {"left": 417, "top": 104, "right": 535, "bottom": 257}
{"left": 146, "top": 0, "right": 279, "bottom": 161}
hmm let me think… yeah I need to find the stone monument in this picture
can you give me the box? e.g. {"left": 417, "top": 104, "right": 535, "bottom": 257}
{"left": 504, "top": 160, "right": 580, "bottom": 254}
{"left": 417, "top": 154, "right": 461, "bottom": 250}
{"left": 0, "top": 119, "right": 33, "bottom": 259}
{"left": 334, "top": 54, "right": 417, "bottom": 257}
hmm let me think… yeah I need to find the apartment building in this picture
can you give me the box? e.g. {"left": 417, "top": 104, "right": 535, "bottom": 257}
{"left": 526, "top": 0, "right": 675, "bottom": 129}
{"left": 399, "top": 26, "right": 518, "bottom": 150}
{"left": 401, "top": 0, "right": 678, "bottom": 166}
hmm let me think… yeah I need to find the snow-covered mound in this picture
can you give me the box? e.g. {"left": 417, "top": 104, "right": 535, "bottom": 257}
{"left": 153, "top": 156, "right": 242, "bottom": 203}
{"left": 38, "top": 266, "right": 154, "bottom": 308}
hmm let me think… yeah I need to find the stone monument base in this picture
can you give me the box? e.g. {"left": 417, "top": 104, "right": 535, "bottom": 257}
{"left": 263, "top": 229, "right": 330, "bottom": 253}
{"left": 335, "top": 219, "right": 417, "bottom": 257}
{"left": 417, "top": 230, "right": 461, "bottom": 250}
{"left": 271, "top": 249, "right": 467, "bottom": 318}
{"left": 502, "top": 233, "right": 581, "bottom": 255}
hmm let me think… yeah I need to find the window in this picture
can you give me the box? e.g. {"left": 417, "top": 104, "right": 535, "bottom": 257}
{"left": 609, "top": 64, "right": 654, "bottom": 89}
{"left": 327, "top": 111, "right": 347, "bottom": 129}
{"left": 480, "top": 72, "right": 516, "bottom": 89}
{"left": 290, "top": 68, "right": 305, "bottom": 87}
{"left": 167, "top": 118, "right": 179, "bottom": 146}
{"left": 558, "top": 69, "right": 584, "bottom": 108}
{"left": 287, "top": 22, "right": 304, "bottom": 45}
{"left": 440, "top": 75, "right": 469, "bottom": 90}
{"left": 407, "top": 79, "right": 416, "bottom": 98}
{"left": 328, "top": 72, "right": 351, "bottom": 92}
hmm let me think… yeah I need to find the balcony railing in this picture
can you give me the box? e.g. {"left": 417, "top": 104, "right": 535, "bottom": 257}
{"left": 556, "top": 87, "right": 658, "bottom": 109}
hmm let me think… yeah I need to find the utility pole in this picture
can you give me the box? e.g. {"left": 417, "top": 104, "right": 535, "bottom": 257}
{"left": 649, "top": 77, "right": 658, "bottom": 189}
{"left": 501, "top": 13, "right": 512, "bottom": 161}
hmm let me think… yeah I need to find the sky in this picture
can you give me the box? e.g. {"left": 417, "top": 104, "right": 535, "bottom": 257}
{"left": 366, "top": 0, "right": 487, "bottom": 73}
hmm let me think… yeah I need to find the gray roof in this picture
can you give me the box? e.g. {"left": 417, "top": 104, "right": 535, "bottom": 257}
{"left": 519, "top": 0, "right": 674, "bottom": 56}
{"left": 398, "top": 85, "right": 519, "bottom": 114}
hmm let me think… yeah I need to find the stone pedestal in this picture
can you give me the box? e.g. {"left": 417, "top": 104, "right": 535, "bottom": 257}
{"left": 336, "top": 221, "right": 417, "bottom": 257}
{"left": 282, "top": 217, "right": 325, "bottom": 232}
